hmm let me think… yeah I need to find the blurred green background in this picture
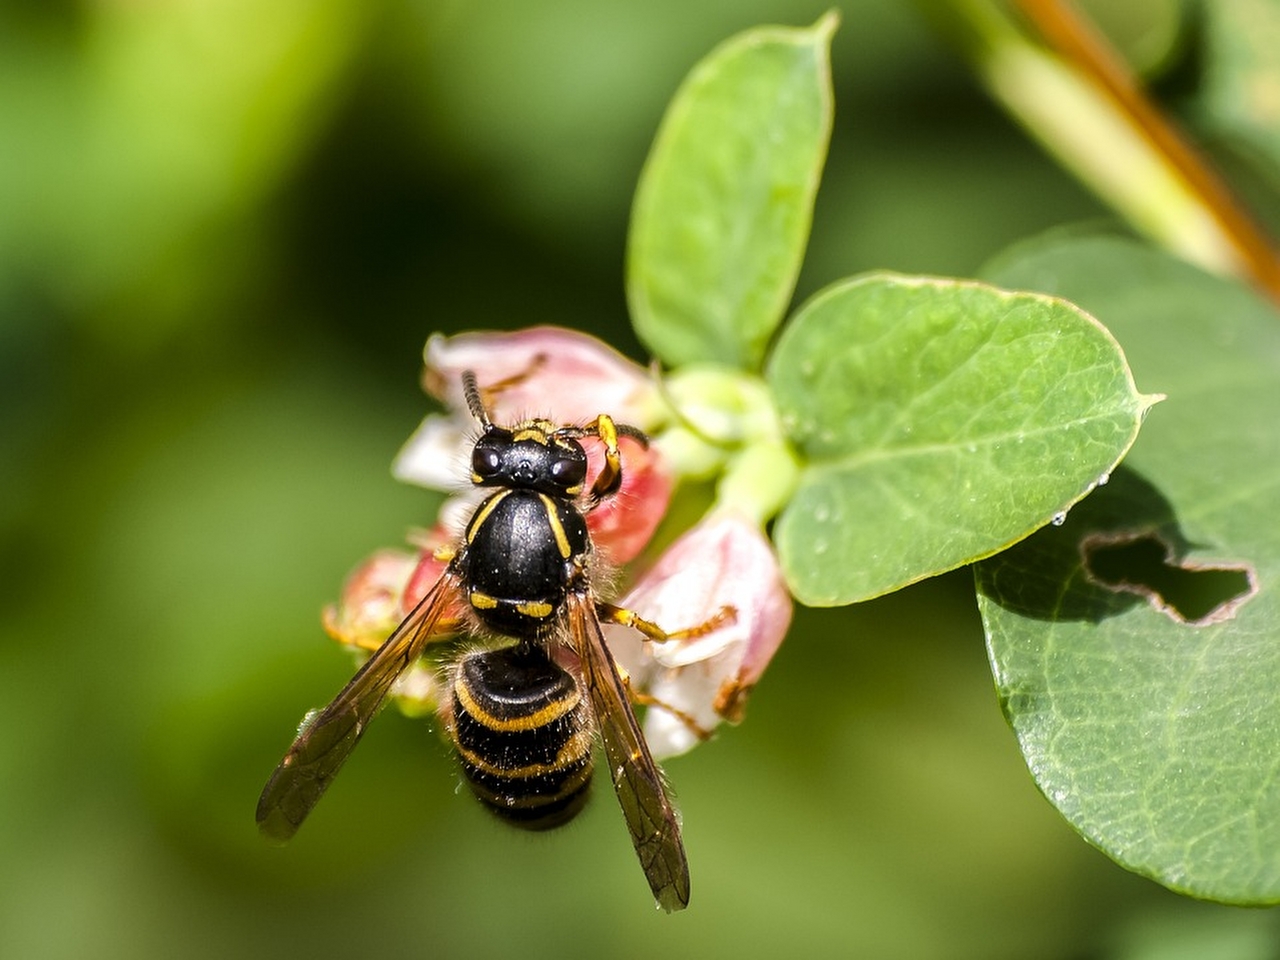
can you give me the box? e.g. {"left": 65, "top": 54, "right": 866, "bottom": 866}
{"left": 4, "top": 1, "right": 1277, "bottom": 957}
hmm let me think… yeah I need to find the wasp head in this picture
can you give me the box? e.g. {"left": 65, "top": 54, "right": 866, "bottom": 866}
{"left": 470, "top": 422, "right": 589, "bottom": 498}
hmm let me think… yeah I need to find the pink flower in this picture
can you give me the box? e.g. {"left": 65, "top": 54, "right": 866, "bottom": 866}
{"left": 321, "top": 549, "right": 418, "bottom": 652}
{"left": 321, "top": 534, "right": 464, "bottom": 715}
{"left": 399, "top": 525, "right": 462, "bottom": 618}
{"left": 605, "top": 512, "right": 793, "bottom": 759}
{"left": 322, "top": 521, "right": 470, "bottom": 650}
{"left": 421, "top": 326, "right": 664, "bottom": 428}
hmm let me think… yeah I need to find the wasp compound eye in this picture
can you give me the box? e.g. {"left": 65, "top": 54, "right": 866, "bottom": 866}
{"left": 472, "top": 443, "right": 502, "bottom": 479}
{"left": 551, "top": 455, "right": 587, "bottom": 488}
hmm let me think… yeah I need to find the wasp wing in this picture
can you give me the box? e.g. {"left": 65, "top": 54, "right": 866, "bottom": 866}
{"left": 256, "top": 567, "right": 463, "bottom": 841}
{"left": 566, "top": 591, "right": 690, "bottom": 912}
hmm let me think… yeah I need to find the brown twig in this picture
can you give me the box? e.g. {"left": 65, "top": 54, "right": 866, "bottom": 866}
{"left": 1013, "top": 0, "right": 1280, "bottom": 304}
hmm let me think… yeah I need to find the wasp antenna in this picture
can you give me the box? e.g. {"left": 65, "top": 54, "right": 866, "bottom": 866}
{"left": 615, "top": 422, "right": 650, "bottom": 448}
{"left": 462, "top": 370, "right": 492, "bottom": 428}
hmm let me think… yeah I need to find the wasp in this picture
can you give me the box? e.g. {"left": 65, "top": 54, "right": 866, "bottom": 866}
{"left": 257, "top": 369, "right": 727, "bottom": 912}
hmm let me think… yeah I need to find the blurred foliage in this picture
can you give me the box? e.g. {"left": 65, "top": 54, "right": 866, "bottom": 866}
{"left": 3, "top": 1, "right": 1277, "bottom": 958}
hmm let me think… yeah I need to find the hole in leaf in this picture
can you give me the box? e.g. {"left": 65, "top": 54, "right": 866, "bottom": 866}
{"left": 1082, "top": 533, "right": 1255, "bottom": 625}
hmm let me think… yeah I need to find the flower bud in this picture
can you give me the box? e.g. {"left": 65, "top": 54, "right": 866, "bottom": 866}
{"left": 605, "top": 512, "right": 792, "bottom": 758}
{"left": 322, "top": 549, "right": 418, "bottom": 652}
{"left": 322, "top": 533, "right": 463, "bottom": 716}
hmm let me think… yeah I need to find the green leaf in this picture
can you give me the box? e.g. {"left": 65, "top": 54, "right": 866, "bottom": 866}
{"left": 767, "top": 272, "right": 1154, "bottom": 606}
{"left": 979, "top": 234, "right": 1280, "bottom": 904}
{"left": 626, "top": 13, "right": 835, "bottom": 370}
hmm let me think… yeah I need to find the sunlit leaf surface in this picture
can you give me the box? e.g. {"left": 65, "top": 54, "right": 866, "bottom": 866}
{"left": 768, "top": 272, "right": 1153, "bottom": 606}
{"left": 627, "top": 14, "right": 834, "bottom": 369}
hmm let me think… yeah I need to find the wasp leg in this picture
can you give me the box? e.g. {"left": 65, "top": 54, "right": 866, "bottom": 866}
{"left": 598, "top": 598, "right": 757, "bottom": 728}
{"left": 476, "top": 355, "right": 551, "bottom": 411}
{"left": 489, "top": 354, "right": 549, "bottom": 392}
{"left": 557, "top": 414, "right": 649, "bottom": 509}
{"left": 595, "top": 602, "right": 737, "bottom": 645}
{"left": 712, "top": 676, "right": 756, "bottom": 724}
{"left": 597, "top": 602, "right": 737, "bottom": 741}
{"left": 631, "top": 687, "right": 713, "bottom": 742}
{"left": 322, "top": 542, "right": 464, "bottom": 654}
{"left": 614, "top": 659, "right": 714, "bottom": 742}
{"left": 575, "top": 414, "right": 623, "bottom": 507}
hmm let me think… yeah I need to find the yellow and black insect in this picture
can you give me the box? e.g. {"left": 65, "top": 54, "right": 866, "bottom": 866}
{"left": 257, "top": 370, "right": 719, "bottom": 912}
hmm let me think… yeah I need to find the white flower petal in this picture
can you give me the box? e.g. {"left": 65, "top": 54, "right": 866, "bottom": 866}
{"left": 642, "top": 662, "right": 725, "bottom": 759}
{"left": 603, "top": 512, "right": 792, "bottom": 757}
{"left": 393, "top": 415, "right": 471, "bottom": 491}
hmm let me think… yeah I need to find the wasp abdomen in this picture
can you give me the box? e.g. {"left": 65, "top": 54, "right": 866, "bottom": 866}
{"left": 450, "top": 645, "right": 593, "bottom": 831}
